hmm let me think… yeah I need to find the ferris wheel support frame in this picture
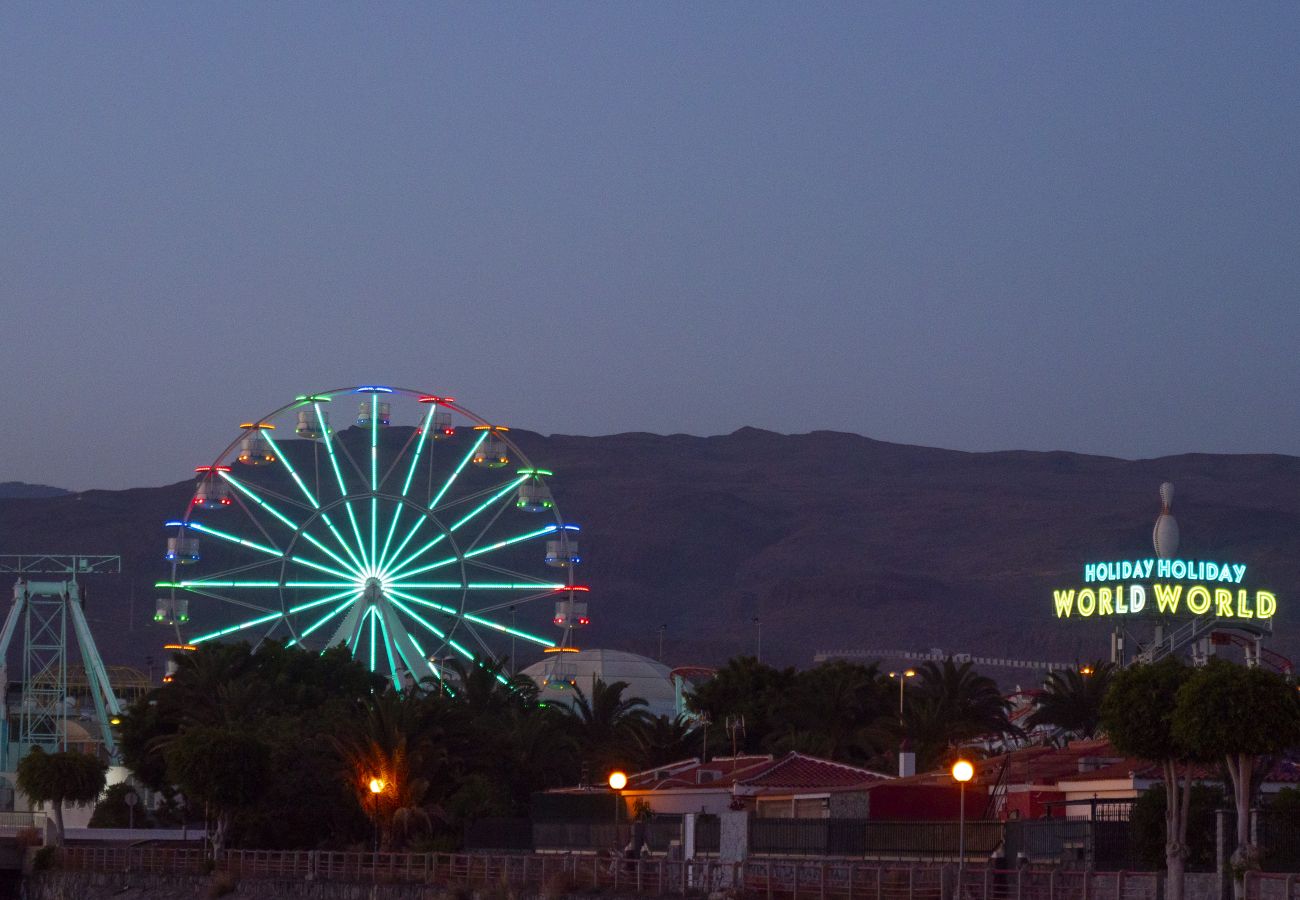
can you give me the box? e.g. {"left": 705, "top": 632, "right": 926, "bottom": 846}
{"left": 0, "top": 574, "right": 123, "bottom": 769}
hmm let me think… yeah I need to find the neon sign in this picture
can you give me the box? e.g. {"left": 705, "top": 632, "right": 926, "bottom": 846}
{"left": 1052, "top": 558, "right": 1276, "bottom": 621}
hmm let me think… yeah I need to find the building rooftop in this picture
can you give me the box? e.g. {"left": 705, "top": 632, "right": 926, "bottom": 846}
{"left": 623, "top": 752, "right": 890, "bottom": 794}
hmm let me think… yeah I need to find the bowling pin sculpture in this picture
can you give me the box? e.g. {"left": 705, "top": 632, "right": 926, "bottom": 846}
{"left": 1153, "top": 482, "right": 1179, "bottom": 559}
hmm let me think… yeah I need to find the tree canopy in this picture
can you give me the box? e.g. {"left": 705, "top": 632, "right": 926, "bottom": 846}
{"left": 118, "top": 644, "right": 1039, "bottom": 850}
{"left": 1025, "top": 661, "right": 1114, "bottom": 740}
{"left": 16, "top": 747, "right": 107, "bottom": 846}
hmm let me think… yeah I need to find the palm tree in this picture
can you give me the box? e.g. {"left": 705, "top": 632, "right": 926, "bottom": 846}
{"left": 443, "top": 657, "right": 538, "bottom": 718}
{"left": 906, "top": 658, "right": 1017, "bottom": 768}
{"left": 767, "top": 661, "right": 894, "bottom": 766}
{"left": 632, "top": 714, "right": 704, "bottom": 770}
{"left": 564, "top": 678, "right": 652, "bottom": 777}
{"left": 331, "top": 690, "right": 434, "bottom": 850}
{"left": 1025, "top": 662, "right": 1115, "bottom": 740}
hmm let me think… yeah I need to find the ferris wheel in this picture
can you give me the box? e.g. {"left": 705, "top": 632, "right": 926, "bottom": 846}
{"left": 157, "top": 385, "right": 588, "bottom": 688}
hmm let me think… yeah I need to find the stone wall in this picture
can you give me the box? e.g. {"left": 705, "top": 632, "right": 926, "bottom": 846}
{"left": 829, "top": 792, "right": 870, "bottom": 819}
{"left": 1184, "top": 872, "right": 1227, "bottom": 900}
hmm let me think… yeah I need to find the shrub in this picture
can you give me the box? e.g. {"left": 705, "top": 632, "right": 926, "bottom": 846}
{"left": 542, "top": 870, "right": 577, "bottom": 899}
{"left": 1129, "top": 783, "right": 1222, "bottom": 871}
{"left": 32, "top": 846, "right": 58, "bottom": 871}
{"left": 205, "top": 871, "right": 238, "bottom": 898}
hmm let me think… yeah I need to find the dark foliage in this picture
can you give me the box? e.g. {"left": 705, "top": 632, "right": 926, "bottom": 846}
{"left": 1129, "top": 784, "right": 1222, "bottom": 871}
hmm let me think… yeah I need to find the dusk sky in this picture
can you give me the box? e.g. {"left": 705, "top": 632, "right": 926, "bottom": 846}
{"left": 2, "top": 4, "right": 1297, "bottom": 491}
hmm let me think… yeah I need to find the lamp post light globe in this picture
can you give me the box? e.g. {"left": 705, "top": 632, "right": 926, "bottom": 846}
{"left": 951, "top": 759, "right": 974, "bottom": 886}
{"left": 367, "top": 778, "right": 386, "bottom": 853}
{"left": 607, "top": 771, "right": 628, "bottom": 839}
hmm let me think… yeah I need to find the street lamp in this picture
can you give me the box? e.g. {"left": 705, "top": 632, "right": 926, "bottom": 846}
{"left": 368, "top": 777, "right": 386, "bottom": 854}
{"left": 608, "top": 771, "right": 627, "bottom": 849}
{"left": 889, "top": 670, "right": 918, "bottom": 777}
{"left": 951, "top": 760, "right": 974, "bottom": 888}
{"left": 888, "top": 669, "right": 917, "bottom": 719}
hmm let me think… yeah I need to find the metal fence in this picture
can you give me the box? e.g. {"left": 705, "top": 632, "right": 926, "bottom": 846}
{"left": 58, "top": 847, "right": 740, "bottom": 894}
{"left": 51, "top": 850, "right": 1183, "bottom": 900}
{"left": 513, "top": 816, "right": 720, "bottom": 855}
{"left": 1259, "top": 810, "right": 1300, "bottom": 873}
{"left": 58, "top": 847, "right": 209, "bottom": 874}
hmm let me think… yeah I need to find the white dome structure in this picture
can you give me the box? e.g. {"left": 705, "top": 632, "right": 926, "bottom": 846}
{"left": 521, "top": 649, "right": 678, "bottom": 719}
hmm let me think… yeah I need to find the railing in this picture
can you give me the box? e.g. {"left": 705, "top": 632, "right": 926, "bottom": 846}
{"left": 59, "top": 847, "right": 209, "bottom": 874}
{"left": 957, "top": 868, "right": 1160, "bottom": 900}
{"left": 0, "top": 811, "right": 44, "bottom": 833}
{"left": 53, "top": 849, "right": 1179, "bottom": 900}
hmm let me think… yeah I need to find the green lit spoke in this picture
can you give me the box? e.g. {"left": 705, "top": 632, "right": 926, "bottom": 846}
{"left": 373, "top": 607, "right": 400, "bottom": 686}
{"left": 219, "top": 472, "right": 360, "bottom": 578}
{"left": 386, "top": 587, "right": 553, "bottom": 648}
{"left": 315, "top": 402, "right": 371, "bottom": 571}
{"left": 288, "top": 594, "right": 360, "bottom": 647}
{"left": 259, "top": 432, "right": 366, "bottom": 574}
{"left": 386, "top": 596, "right": 501, "bottom": 682}
{"left": 378, "top": 431, "right": 486, "bottom": 573}
{"left": 385, "top": 523, "right": 557, "bottom": 583}
{"left": 190, "top": 587, "right": 358, "bottom": 644}
{"left": 184, "top": 521, "right": 356, "bottom": 582}
{"left": 381, "top": 476, "right": 528, "bottom": 581}
{"left": 401, "top": 404, "right": 437, "bottom": 497}
{"left": 156, "top": 580, "right": 354, "bottom": 590}
{"left": 376, "top": 404, "right": 438, "bottom": 580}
{"left": 260, "top": 431, "right": 319, "bottom": 508}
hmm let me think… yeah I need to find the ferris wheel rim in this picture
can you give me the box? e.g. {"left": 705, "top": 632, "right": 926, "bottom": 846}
{"left": 161, "top": 384, "right": 582, "bottom": 687}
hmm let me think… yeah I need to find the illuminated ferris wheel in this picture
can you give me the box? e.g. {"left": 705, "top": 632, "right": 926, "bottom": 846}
{"left": 157, "top": 385, "right": 588, "bottom": 688}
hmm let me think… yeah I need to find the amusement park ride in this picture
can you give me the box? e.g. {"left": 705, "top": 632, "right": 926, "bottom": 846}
{"left": 0, "top": 555, "right": 125, "bottom": 769}
{"left": 156, "top": 385, "right": 590, "bottom": 688}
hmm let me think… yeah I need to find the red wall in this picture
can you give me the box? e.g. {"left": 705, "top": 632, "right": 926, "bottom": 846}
{"left": 1001, "top": 790, "right": 1065, "bottom": 821}
{"left": 867, "top": 785, "right": 966, "bottom": 820}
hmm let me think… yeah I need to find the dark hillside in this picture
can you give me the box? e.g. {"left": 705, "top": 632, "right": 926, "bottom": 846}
{"left": 0, "top": 430, "right": 1296, "bottom": 673}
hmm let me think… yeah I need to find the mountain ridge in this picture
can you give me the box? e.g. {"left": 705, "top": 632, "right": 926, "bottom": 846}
{"left": 0, "top": 430, "right": 1295, "bottom": 675}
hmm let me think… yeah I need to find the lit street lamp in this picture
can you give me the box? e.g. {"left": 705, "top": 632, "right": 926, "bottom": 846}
{"left": 888, "top": 669, "right": 916, "bottom": 720}
{"left": 368, "top": 777, "right": 386, "bottom": 853}
{"left": 608, "top": 771, "right": 627, "bottom": 845}
{"left": 890, "top": 670, "right": 918, "bottom": 776}
{"left": 952, "top": 760, "right": 974, "bottom": 888}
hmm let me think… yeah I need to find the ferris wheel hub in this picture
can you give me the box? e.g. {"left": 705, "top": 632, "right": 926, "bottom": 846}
{"left": 363, "top": 577, "right": 383, "bottom": 603}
